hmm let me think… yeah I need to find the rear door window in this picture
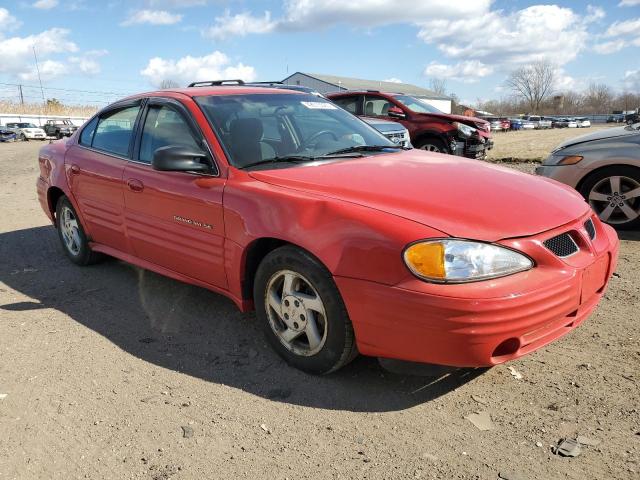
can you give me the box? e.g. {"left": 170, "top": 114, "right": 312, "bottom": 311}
{"left": 332, "top": 96, "right": 361, "bottom": 115}
{"left": 92, "top": 106, "right": 140, "bottom": 157}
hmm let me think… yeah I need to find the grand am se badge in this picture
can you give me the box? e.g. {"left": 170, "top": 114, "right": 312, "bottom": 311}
{"left": 173, "top": 215, "right": 213, "bottom": 229}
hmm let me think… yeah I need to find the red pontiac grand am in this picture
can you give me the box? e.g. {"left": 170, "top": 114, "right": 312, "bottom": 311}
{"left": 36, "top": 85, "right": 619, "bottom": 374}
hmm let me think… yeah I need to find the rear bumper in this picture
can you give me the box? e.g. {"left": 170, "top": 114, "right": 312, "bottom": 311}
{"left": 36, "top": 177, "right": 53, "bottom": 222}
{"left": 336, "top": 219, "right": 619, "bottom": 367}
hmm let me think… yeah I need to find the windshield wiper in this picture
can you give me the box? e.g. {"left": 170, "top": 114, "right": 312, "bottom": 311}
{"left": 321, "top": 145, "right": 406, "bottom": 157}
{"left": 239, "top": 155, "right": 316, "bottom": 169}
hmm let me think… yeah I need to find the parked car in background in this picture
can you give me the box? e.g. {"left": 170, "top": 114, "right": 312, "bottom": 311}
{"left": 575, "top": 117, "right": 591, "bottom": 128}
{"left": 523, "top": 115, "right": 552, "bottom": 129}
{"left": 43, "top": 119, "right": 78, "bottom": 139}
{"left": 488, "top": 118, "right": 502, "bottom": 132}
{"left": 36, "top": 84, "right": 619, "bottom": 374}
{"left": 555, "top": 118, "right": 578, "bottom": 128}
{"left": 607, "top": 114, "right": 625, "bottom": 123}
{"left": 625, "top": 112, "right": 640, "bottom": 125}
{"left": 536, "top": 123, "right": 640, "bottom": 229}
{"left": 6, "top": 122, "right": 47, "bottom": 141}
{"left": 0, "top": 127, "right": 17, "bottom": 142}
{"left": 510, "top": 118, "right": 535, "bottom": 130}
{"left": 328, "top": 90, "right": 492, "bottom": 158}
{"left": 361, "top": 117, "right": 412, "bottom": 148}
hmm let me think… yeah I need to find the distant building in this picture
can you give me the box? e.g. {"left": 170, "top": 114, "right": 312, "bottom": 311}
{"left": 281, "top": 72, "right": 452, "bottom": 113}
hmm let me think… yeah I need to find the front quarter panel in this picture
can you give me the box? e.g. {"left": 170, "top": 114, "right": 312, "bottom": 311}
{"left": 223, "top": 169, "right": 446, "bottom": 296}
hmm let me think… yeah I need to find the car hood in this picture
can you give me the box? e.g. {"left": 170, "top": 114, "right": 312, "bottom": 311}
{"left": 249, "top": 150, "right": 589, "bottom": 241}
{"left": 361, "top": 116, "right": 405, "bottom": 133}
{"left": 416, "top": 112, "right": 488, "bottom": 129}
{"left": 554, "top": 126, "right": 636, "bottom": 150}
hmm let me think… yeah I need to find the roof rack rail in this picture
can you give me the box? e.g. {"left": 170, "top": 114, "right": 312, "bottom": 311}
{"left": 245, "top": 81, "right": 285, "bottom": 85}
{"left": 187, "top": 79, "right": 245, "bottom": 87}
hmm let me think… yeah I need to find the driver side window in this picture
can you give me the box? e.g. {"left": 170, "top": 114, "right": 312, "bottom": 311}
{"left": 364, "top": 96, "right": 393, "bottom": 117}
{"left": 139, "top": 105, "right": 201, "bottom": 164}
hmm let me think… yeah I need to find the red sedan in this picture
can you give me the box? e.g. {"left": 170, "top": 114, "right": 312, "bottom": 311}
{"left": 36, "top": 85, "right": 619, "bottom": 374}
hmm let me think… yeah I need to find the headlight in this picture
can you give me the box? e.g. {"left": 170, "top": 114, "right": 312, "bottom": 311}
{"left": 403, "top": 239, "right": 533, "bottom": 283}
{"left": 452, "top": 121, "right": 476, "bottom": 137}
{"left": 543, "top": 154, "right": 583, "bottom": 166}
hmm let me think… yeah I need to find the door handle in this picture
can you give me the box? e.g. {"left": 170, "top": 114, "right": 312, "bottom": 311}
{"left": 127, "top": 178, "right": 144, "bottom": 192}
{"left": 70, "top": 164, "right": 80, "bottom": 175}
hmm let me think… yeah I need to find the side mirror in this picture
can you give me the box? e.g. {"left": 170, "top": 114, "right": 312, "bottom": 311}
{"left": 387, "top": 106, "right": 406, "bottom": 119}
{"left": 152, "top": 145, "right": 211, "bottom": 173}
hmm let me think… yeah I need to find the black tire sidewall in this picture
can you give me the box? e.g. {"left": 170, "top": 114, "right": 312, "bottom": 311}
{"left": 254, "top": 246, "right": 355, "bottom": 374}
{"left": 55, "top": 197, "right": 94, "bottom": 265}
{"left": 579, "top": 165, "right": 640, "bottom": 230}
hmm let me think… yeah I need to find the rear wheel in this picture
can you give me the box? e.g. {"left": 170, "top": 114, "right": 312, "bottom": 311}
{"left": 579, "top": 166, "right": 640, "bottom": 230}
{"left": 55, "top": 196, "right": 103, "bottom": 265}
{"left": 415, "top": 138, "right": 447, "bottom": 153}
{"left": 254, "top": 246, "right": 357, "bottom": 374}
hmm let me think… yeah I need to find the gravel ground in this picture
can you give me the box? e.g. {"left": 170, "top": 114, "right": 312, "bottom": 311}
{"left": 0, "top": 141, "right": 638, "bottom": 480}
{"left": 487, "top": 124, "right": 620, "bottom": 162}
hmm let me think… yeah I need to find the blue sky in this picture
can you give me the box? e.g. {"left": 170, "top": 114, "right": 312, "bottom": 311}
{"left": 0, "top": 0, "right": 639, "bottom": 107}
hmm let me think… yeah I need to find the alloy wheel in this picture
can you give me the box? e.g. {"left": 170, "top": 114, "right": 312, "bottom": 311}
{"left": 419, "top": 144, "right": 441, "bottom": 152}
{"left": 588, "top": 175, "right": 640, "bottom": 225}
{"left": 60, "top": 205, "right": 82, "bottom": 255}
{"left": 264, "top": 269, "right": 328, "bottom": 356}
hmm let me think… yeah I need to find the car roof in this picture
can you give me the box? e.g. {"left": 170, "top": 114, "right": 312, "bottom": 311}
{"left": 146, "top": 86, "right": 308, "bottom": 98}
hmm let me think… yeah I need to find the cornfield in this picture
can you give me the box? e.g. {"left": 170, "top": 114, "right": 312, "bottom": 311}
{"left": 0, "top": 101, "right": 98, "bottom": 117}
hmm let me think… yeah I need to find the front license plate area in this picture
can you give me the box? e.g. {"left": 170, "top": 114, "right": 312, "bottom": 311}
{"left": 581, "top": 255, "right": 609, "bottom": 303}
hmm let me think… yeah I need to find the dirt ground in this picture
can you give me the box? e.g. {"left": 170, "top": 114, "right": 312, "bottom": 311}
{"left": 0, "top": 141, "right": 638, "bottom": 480}
{"left": 487, "top": 124, "right": 620, "bottom": 162}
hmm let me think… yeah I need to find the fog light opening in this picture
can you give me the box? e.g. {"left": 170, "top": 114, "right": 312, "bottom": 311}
{"left": 491, "top": 338, "right": 521, "bottom": 361}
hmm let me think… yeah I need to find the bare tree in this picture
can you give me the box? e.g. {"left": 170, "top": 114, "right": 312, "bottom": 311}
{"left": 428, "top": 78, "right": 448, "bottom": 96}
{"left": 582, "top": 83, "right": 613, "bottom": 114}
{"left": 160, "top": 79, "right": 181, "bottom": 89}
{"left": 505, "top": 60, "right": 556, "bottom": 113}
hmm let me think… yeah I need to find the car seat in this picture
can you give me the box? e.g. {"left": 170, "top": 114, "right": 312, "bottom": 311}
{"left": 229, "top": 118, "right": 276, "bottom": 167}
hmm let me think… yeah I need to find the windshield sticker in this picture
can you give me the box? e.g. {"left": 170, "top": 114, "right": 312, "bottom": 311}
{"left": 301, "top": 101, "right": 337, "bottom": 110}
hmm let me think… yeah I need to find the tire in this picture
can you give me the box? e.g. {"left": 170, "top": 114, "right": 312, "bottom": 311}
{"left": 55, "top": 196, "right": 103, "bottom": 265}
{"left": 20, "top": 133, "right": 28, "bottom": 142}
{"left": 579, "top": 166, "right": 640, "bottom": 230}
{"left": 56, "top": 131, "right": 63, "bottom": 140}
{"left": 415, "top": 137, "right": 448, "bottom": 153}
{"left": 253, "top": 245, "right": 357, "bottom": 374}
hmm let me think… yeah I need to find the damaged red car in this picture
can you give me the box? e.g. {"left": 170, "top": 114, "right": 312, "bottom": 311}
{"left": 36, "top": 84, "right": 619, "bottom": 374}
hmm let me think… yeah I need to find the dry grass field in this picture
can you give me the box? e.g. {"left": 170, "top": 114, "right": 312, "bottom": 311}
{"left": 487, "top": 124, "right": 621, "bottom": 162}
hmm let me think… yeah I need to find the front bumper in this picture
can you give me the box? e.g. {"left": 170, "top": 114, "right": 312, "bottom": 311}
{"left": 452, "top": 135, "right": 492, "bottom": 159}
{"left": 25, "top": 132, "right": 46, "bottom": 139}
{"left": 335, "top": 214, "right": 619, "bottom": 367}
{"left": 535, "top": 164, "right": 584, "bottom": 189}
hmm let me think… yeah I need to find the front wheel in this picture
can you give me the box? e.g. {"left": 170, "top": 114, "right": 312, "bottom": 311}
{"left": 254, "top": 246, "right": 357, "bottom": 374}
{"left": 579, "top": 166, "right": 640, "bottom": 230}
{"left": 55, "top": 196, "right": 103, "bottom": 265}
{"left": 20, "top": 133, "right": 28, "bottom": 142}
{"left": 415, "top": 138, "right": 447, "bottom": 153}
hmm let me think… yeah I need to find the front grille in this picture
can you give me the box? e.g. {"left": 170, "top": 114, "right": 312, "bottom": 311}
{"left": 544, "top": 233, "right": 579, "bottom": 257}
{"left": 585, "top": 218, "right": 596, "bottom": 240}
{"left": 384, "top": 131, "right": 407, "bottom": 146}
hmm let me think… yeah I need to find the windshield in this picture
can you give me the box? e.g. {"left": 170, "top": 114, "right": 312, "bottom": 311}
{"left": 393, "top": 95, "right": 442, "bottom": 114}
{"left": 195, "top": 93, "right": 394, "bottom": 168}
{"left": 16, "top": 123, "right": 37, "bottom": 128}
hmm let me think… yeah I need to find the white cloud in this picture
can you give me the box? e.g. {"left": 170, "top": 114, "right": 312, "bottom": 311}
{"left": 20, "top": 60, "right": 67, "bottom": 81}
{"left": 204, "top": 11, "right": 275, "bottom": 40}
{"left": 69, "top": 50, "right": 108, "bottom": 75}
{"left": 424, "top": 61, "right": 493, "bottom": 83}
{"left": 121, "top": 9, "right": 182, "bottom": 26}
{"left": 140, "top": 51, "right": 256, "bottom": 87}
{"left": 33, "top": 0, "right": 59, "bottom": 9}
{"left": 619, "top": 0, "right": 640, "bottom": 6}
{"left": 623, "top": 69, "right": 640, "bottom": 90}
{"left": 0, "top": 28, "right": 78, "bottom": 80}
{"left": 604, "top": 18, "right": 640, "bottom": 37}
{"left": 593, "top": 39, "right": 627, "bottom": 54}
{"left": 417, "top": 4, "right": 591, "bottom": 81}
{"left": 585, "top": 5, "right": 605, "bottom": 23}
{"left": 384, "top": 77, "right": 402, "bottom": 83}
{"left": 280, "top": 0, "right": 491, "bottom": 29}
{"left": 0, "top": 8, "right": 21, "bottom": 32}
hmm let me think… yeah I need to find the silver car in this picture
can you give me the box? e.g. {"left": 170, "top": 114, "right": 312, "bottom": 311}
{"left": 536, "top": 123, "right": 640, "bottom": 229}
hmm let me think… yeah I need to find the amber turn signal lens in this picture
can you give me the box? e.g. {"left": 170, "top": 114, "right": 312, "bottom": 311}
{"left": 404, "top": 242, "right": 446, "bottom": 279}
{"left": 557, "top": 155, "right": 583, "bottom": 165}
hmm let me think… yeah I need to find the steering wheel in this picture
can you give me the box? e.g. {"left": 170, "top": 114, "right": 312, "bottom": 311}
{"left": 301, "top": 130, "right": 338, "bottom": 149}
